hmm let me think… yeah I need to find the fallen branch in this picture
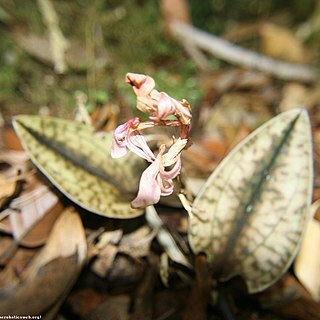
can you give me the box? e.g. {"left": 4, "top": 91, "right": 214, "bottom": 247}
{"left": 171, "top": 21, "right": 318, "bottom": 82}
{"left": 37, "top": 0, "right": 68, "bottom": 74}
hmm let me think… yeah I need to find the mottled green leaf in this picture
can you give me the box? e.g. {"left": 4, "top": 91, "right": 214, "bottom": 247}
{"left": 13, "top": 115, "right": 146, "bottom": 218}
{"left": 189, "top": 109, "right": 313, "bottom": 293}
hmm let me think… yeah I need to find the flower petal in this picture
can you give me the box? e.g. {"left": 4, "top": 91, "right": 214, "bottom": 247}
{"left": 136, "top": 96, "right": 158, "bottom": 114}
{"left": 162, "top": 138, "right": 187, "bottom": 167}
{"left": 131, "top": 159, "right": 161, "bottom": 208}
{"left": 111, "top": 138, "right": 128, "bottom": 158}
{"left": 127, "top": 131, "right": 155, "bottom": 162}
{"left": 160, "top": 155, "right": 182, "bottom": 180}
{"left": 157, "top": 93, "right": 176, "bottom": 120}
{"left": 154, "top": 93, "right": 191, "bottom": 124}
{"left": 111, "top": 118, "right": 140, "bottom": 158}
{"left": 158, "top": 175, "right": 174, "bottom": 196}
{"left": 176, "top": 99, "right": 192, "bottom": 125}
{"left": 125, "top": 73, "right": 155, "bottom": 97}
{"left": 158, "top": 145, "right": 182, "bottom": 196}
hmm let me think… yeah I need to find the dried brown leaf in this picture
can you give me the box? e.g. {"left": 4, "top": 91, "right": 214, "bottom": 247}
{"left": 92, "top": 244, "right": 118, "bottom": 278}
{"left": 4, "top": 185, "right": 60, "bottom": 241}
{"left": 119, "top": 225, "right": 154, "bottom": 258}
{"left": 279, "top": 83, "right": 309, "bottom": 113}
{"left": 0, "top": 175, "right": 16, "bottom": 203}
{"left": 87, "top": 295, "right": 130, "bottom": 320}
{"left": 20, "top": 201, "right": 64, "bottom": 248}
{"left": 25, "top": 207, "right": 86, "bottom": 278}
{"left": 294, "top": 200, "right": 320, "bottom": 302}
{"left": 1, "top": 127, "right": 24, "bottom": 151}
{"left": 259, "top": 23, "right": 308, "bottom": 63}
{"left": 0, "top": 208, "right": 86, "bottom": 316}
{"left": 0, "top": 255, "right": 79, "bottom": 316}
{"left": 258, "top": 274, "right": 320, "bottom": 320}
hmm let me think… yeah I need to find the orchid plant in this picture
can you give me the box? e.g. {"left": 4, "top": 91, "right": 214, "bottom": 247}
{"left": 12, "top": 72, "right": 313, "bottom": 302}
{"left": 111, "top": 73, "right": 192, "bottom": 208}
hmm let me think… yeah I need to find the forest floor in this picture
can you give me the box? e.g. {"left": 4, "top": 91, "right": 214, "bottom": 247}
{"left": 0, "top": 1, "right": 320, "bottom": 319}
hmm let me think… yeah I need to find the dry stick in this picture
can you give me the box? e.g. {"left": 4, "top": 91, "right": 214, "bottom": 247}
{"left": 182, "top": 254, "right": 212, "bottom": 320}
{"left": 170, "top": 21, "right": 318, "bottom": 82}
{"left": 131, "top": 255, "right": 158, "bottom": 320}
{"left": 37, "top": 0, "right": 68, "bottom": 74}
{"left": 181, "top": 40, "right": 209, "bottom": 70}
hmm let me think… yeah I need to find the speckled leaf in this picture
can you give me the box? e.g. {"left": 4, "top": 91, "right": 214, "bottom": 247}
{"left": 13, "top": 115, "right": 146, "bottom": 218}
{"left": 189, "top": 109, "right": 313, "bottom": 293}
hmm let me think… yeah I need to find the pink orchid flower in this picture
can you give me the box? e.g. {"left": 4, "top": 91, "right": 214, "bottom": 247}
{"left": 111, "top": 117, "right": 155, "bottom": 162}
{"left": 131, "top": 139, "right": 187, "bottom": 208}
{"left": 156, "top": 92, "right": 192, "bottom": 125}
{"left": 125, "top": 73, "right": 156, "bottom": 97}
{"left": 126, "top": 73, "right": 160, "bottom": 114}
{"left": 111, "top": 118, "right": 187, "bottom": 208}
{"left": 126, "top": 73, "right": 192, "bottom": 126}
{"left": 111, "top": 73, "right": 192, "bottom": 208}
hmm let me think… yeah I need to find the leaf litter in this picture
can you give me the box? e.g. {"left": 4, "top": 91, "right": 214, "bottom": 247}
{"left": 1, "top": 1, "right": 320, "bottom": 319}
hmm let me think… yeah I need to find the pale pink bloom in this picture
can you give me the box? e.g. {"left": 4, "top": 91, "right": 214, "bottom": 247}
{"left": 125, "top": 73, "right": 155, "bottom": 97}
{"left": 156, "top": 93, "right": 178, "bottom": 120}
{"left": 126, "top": 73, "right": 160, "bottom": 114}
{"left": 111, "top": 73, "right": 192, "bottom": 208}
{"left": 131, "top": 143, "right": 184, "bottom": 208}
{"left": 126, "top": 73, "right": 192, "bottom": 126}
{"left": 111, "top": 118, "right": 155, "bottom": 162}
{"left": 154, "top": 93, "right": 191, "bottom": 125}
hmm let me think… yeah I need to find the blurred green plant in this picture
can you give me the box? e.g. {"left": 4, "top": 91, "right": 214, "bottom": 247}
{"left": 1, "top": 0, "right": 318, "bottom": 119}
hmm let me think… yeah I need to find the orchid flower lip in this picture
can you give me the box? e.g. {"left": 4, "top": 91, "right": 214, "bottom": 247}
{"left": 130, "top": 144, "right": 183, "bottom": 208}
{"left": 131, "top": 157, "right": 161, "bottom": 208}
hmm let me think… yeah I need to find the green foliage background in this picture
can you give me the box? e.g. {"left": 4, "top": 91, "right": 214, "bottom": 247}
{"left": 0, "top": 0, "right": 317, "bottom": 119}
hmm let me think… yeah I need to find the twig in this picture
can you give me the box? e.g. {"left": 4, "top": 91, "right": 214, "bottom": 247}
{"left": 37, "top": 0, "right": 68, "bottom": 73}
{"left": 145, "top": 206, "right": 192, "bottom": 268}
{"left": 181, "top": 39, "right": 209, "bottom": 70}
{"left": 160, "top": 0, "right": 208, "bottom": 69}
{"left": 217, "top": 287, "right": 237, "bottom": 320}
{"left": 178, "top": 192, "right": 193, "bottom": 218}
{"left": 170, "top": 21, "right": 318, "bottom": 82}
{"left": 74, "top": 90, "right": 92, "bottom": 125}
{"left": 131, "top": 254, "right": 158, "bottom": 320}
{"left": 182, "top": 254, "right": 212, "bottom": 320}
{"left": 0, "top": 111, "right": 4, "bottom": 127}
